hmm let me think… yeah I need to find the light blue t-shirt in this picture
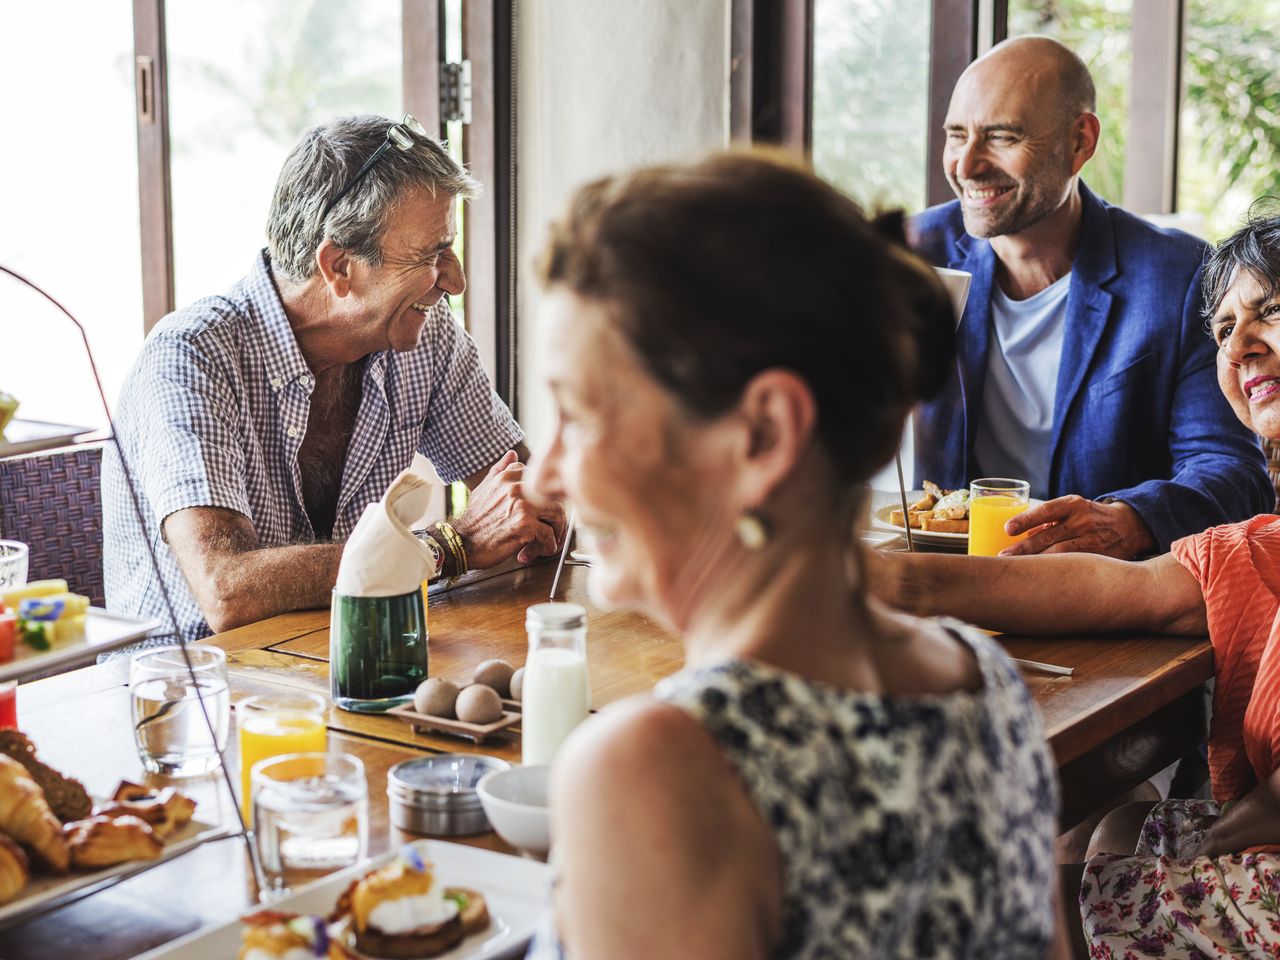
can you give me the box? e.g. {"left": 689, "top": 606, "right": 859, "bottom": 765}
{"left": 973, "top": 273, "right": 1071, "bottom": 500}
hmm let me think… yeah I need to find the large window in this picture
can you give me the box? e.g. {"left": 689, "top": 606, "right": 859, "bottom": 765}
{"left": 1007, "top": 0, "right": 1133, "bottom": 206}
{"left": 166, "top": 0, "right": 403, "bottom": 305}
{"left": 0, "top": 1, "right": 142, "bottom": 429}
{"left": 1178, "top": 0, "right": 1280, "bottom": 241}
{"left": 811, "top": 0, "right": 932, "bottom": 214}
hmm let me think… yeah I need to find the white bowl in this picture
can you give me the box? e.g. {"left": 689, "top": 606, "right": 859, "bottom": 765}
{"left": 476, "top": 764, "right": 551, "bottom": 856}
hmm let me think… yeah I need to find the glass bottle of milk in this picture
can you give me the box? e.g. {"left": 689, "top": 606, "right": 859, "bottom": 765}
{"left": 522, "top": 603, "right": 590, "bottom": 766}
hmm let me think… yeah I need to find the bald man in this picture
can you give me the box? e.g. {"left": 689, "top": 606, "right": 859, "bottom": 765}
{"left": 910, "top": 36, "right": 1269, "bottom": 558}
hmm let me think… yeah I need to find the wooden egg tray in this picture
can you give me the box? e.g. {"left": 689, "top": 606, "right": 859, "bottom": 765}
{"left": 387, "top": 698, "right": 522, "bottom": 744}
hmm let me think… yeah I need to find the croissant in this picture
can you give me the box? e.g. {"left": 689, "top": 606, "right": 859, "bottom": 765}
{"left": 0, "top": 835, "right": 29, "bottom": 903}
{"left": 66, "top": 815, "right": 162, "bottom": 869}
{"left": 0, "top": 755, "right": 68, "bottom": 872}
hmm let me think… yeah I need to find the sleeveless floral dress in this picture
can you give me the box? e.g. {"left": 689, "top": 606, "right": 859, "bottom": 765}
{"left": 526, "top": 619, "right": 1058, "bottom": 959}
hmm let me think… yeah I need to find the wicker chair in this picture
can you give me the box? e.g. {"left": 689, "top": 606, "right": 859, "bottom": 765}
{"left": 0, "top": 445, "right": 105, "bottom": 606}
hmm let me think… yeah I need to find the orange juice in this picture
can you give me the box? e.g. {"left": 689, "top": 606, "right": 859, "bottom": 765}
{"left": 239, "top": 705, "right": 326, "bottom": 819}
{"left": 968, "top": 494, "right": 1029, "bottom": 556}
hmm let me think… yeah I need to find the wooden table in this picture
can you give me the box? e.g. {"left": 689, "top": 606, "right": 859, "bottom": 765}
{"left": 0, "top": 560, "right": 1211, "bottom": 958}
{"left": 212, "top": 561, "right": 1213, "bottom": 823}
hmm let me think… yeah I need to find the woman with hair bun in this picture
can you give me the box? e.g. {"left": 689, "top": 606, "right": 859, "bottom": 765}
{"left": 523, "top": 151, "right": 1061, "bottom": 959}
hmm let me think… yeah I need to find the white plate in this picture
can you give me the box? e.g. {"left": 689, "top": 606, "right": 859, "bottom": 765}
{"left": 0, "top": 608, "right": 162, "bottom": 683}
{"left": 869, "top": 489, "right": 1043, "bottom": 548}
{"left": 133, "top": 839, "right": 551, "bottom": 960}
{"left": 0, "top": 816, "right": 229, "bottom": 928}
{"left": 0, "top": 419, "right": 95, "bottom": 458}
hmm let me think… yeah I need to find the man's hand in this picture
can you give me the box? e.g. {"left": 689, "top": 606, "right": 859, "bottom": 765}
{"left": 452, "top": 451, "right": 567, "bottom": 569}
{"left": 1000, "top": 495, "right": 1155, "bottom": 559}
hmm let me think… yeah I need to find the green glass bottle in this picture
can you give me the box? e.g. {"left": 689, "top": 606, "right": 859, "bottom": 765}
{"left": 330, "top": 588, "right": 427, "bottom": 712}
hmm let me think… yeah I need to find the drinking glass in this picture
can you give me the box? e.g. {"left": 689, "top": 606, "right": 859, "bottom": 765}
{"left": 968, "top": 478, "right": 1031, "bottom": 557}
{"left": 129, "top": 645, "right": 230, "bottom": 776}
{"left": 0, "top": 541, "right": 29, "bottom": 591}
{"left": 330, "top": 589, "right": 427, "bottom": 713}
{"left": 252, "top": 751, "right": 368, "bottom": 894}
{"left": 238, "top": 691, "right": 327, "bottom": 820}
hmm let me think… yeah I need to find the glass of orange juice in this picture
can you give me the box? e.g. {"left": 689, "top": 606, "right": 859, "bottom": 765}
{"left": 238, "top": 691, "right": 327, "bottom": 820}
{"left": 967, "top": 478, "right": 1031, "bottom": 556}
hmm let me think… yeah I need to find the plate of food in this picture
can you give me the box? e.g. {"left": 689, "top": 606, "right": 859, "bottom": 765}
{"left": 870, "top": 482, "right": 1042, "bottom": 548}
{"left": 134, "top": 839, "right": 551, "bottom": 960}
{"left": 0, "top": 418, "right": 96, "bottom": 458}
{"left": 0, "top": 732, "right": 225, "bottom": 927}
{"left": 0, "top": 579, "right": 161, "bottom": 683}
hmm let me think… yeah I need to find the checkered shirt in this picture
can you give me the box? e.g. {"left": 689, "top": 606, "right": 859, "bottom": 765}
{"left": 102, "top": 250, "right": 523, "bottom": 644}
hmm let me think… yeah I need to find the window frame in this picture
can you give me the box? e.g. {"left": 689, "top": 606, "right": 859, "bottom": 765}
{"left": 129, "top": 0, "right": 518, "bottom": 405}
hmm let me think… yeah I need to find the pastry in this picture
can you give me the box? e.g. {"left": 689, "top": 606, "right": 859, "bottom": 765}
{"left": 0, "top": 834, "right": 29, "bottom": 903}
{"left": 65, "top": 815, "right": 162, "bottom": 869}
{"left": 0, "top": 730, "right": 92, "bottom": 822}
{"left": 94, "top": 798, "right": 175, "bottom": 838}
{"left": 95, "top": 787, "right": 196, "bottom": 840}
{"left": 333, "top": 844, "right": 489, "bottom": 958}
{"left": 0, "top": 754, "right": 69, "bottom": 872}
{"left": 238, "top": 911, "right": 349, "bottom": 959}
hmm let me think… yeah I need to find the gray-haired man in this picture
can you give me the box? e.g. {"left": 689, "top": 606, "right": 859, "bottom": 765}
{"left": 104, "top": 115, "right": 564, "bottom": 642}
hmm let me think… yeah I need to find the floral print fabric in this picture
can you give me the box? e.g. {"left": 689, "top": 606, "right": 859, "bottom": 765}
{"left": 1082, "top": 799, "right": 1280, "bottom": 957}
{"left": 651, "top": 619, "right": 1059, "bottom": 959}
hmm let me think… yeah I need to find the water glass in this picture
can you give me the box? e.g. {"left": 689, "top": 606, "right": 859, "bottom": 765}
{"left": 129, "top": 645, "right": 230, "bottom": 776}
{"left": 0, "top": 541, "right": 29, "bottom": 591}
{"left": 252, "top": 751, "right": 368, "bottom": 894}
{"left": 967, "top": 478, "right": 1031, "bottom": 557}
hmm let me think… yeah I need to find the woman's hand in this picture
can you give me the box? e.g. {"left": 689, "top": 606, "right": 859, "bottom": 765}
{"left": 1191, "top": 771, "right": 1280, "bottom": 857}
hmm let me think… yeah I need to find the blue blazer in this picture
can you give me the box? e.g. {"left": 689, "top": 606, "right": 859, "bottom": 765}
{"left": 909, "top": 182, "right": 1272, "bottom": 552}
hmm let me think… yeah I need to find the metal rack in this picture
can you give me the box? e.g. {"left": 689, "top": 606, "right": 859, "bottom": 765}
{"left": 0, "top": 264, "right": 267, "bottom": 892}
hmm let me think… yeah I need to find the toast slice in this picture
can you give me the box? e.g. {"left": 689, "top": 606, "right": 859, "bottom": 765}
{"left": 920, "top": 517, "right": 969, "bottom": 534}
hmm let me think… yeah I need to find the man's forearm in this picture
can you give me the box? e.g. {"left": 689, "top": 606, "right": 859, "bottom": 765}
{"left": 197, "top": 543, "right": 344, "bottom": 633}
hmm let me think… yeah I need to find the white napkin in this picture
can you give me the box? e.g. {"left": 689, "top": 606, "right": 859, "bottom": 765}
{"left": 934, "top": 267, "right": 972, "bottom": 325}
{"left": 335, "top": 469, "right": 440, "bottom": 597}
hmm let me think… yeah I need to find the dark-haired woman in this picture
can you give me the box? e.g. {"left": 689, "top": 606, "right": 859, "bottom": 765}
{"left": 522, "top": 152, "right": 1061, "bottom": 959}
{"left": 880, "top": 213, "right": 1280, "bottom": 959}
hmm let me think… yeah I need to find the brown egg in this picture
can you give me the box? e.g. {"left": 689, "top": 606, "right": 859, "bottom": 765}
{"left": 472, "top": 659, "right": 515, "bottom": 698}
{"left": 455, "top": 684, "right": 504, "bottom": 724}
{"left": 413, "top": 678, "right": 460, "bottom": 718}
{"left": 509, "top": 667, "right": 525, "bottom": 702}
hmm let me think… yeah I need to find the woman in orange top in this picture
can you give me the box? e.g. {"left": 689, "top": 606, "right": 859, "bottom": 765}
{"left": 882, "top": 214, "right": 1280, "bottom": 958}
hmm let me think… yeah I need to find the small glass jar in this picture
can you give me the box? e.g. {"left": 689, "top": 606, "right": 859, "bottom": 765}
{"left": 521, "top": 603, "right": 590, "bottom": 766}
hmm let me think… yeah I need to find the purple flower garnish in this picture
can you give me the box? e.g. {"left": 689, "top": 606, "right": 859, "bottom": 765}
{"left": 401, "top": 844, "right": 427, "bottom": 873}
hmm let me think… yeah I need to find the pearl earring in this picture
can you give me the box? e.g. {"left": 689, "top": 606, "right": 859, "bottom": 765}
{"left": 735, "top": 512, "right": 769, "bottom": 550}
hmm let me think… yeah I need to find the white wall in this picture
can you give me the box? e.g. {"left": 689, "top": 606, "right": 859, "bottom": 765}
{"left": 515, "top": 0, "right": 732, "bottom": 446}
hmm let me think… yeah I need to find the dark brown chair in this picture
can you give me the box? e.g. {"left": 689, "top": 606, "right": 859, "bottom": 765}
{"left": 0, "top": 445, "right": 105, "bottom": 606}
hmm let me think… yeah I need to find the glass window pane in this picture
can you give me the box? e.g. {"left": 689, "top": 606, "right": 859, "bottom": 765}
{"left": 1178, "top": 0, "right": 1280, "bottom": 241}
{"left": 166, "top": 0, "right": 402, "bottom": 306}
{"left": 812, "top": 0, "right": 932, "bottom": 213}
{"left": 1008, "top": 0, "right": 1133, "bottom": 206}
{"left": 0, "top": 1, "right": 141, "bottom": 429}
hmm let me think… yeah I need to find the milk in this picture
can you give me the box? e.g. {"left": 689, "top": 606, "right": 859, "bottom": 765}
{"left": 521, "top": 647, "right": 590, "bottom": 765}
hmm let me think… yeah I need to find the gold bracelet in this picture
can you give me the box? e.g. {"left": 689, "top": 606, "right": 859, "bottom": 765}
{"left": 444, "top": 521, "right": 469, "bottom": 575}
{"left": 434, "top": 521, "right": 469, "bottom": 577}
